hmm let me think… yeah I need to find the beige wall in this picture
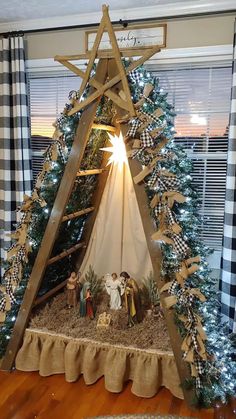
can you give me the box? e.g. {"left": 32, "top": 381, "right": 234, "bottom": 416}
{"left": 25, "top": 14, "right": 235, "bottom": 60}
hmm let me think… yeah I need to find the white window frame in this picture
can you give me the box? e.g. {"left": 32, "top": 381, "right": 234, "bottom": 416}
{"left": 26, "top": 44, "right": 233, "bottom": 271}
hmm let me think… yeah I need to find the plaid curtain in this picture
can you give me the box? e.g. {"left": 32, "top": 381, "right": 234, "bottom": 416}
{"left": 220, "top": 22, "right": 236, "bottom": 332}
{"left": 0, "top": 35, "right": 32, "bottom": 278}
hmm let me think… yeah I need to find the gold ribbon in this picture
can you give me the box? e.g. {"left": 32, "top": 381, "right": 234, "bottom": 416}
{"left": 162, "top": 287, "right": 206, "bottom": 310}
{"left": 35, "top": 161, "right": 52, "bottom": 189}
{"left": 20, "top": 190, "right": 47, "bottom": 212}
{"left": 134, "top": 83, "right": 154, "bottom": 109}
{"left": 176, "top": 256, "right": 201, "bottom": 286}
{"left": 134, "top": 164, "right": 175, "bottom": 185}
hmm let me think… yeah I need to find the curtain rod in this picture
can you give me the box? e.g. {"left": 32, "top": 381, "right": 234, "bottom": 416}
{"left": 0, "top": 10, "right": 235, "bottom": 37}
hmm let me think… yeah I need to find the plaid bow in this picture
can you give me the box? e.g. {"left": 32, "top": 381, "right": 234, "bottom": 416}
{"left": 156, "top": 176, "right": 180, "bottom": 192}
{"left": 140, "top": 129, "right": 154, "bottom": 148}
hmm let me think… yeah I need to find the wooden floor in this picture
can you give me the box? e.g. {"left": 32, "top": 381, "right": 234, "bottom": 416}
{"left": 0, "top": 370, "right": 234, "bottom": 419}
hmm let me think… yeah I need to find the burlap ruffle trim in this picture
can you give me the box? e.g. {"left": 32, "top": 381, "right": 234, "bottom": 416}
{"left": 16, "top": 328, "right": 183, "bottom": 399}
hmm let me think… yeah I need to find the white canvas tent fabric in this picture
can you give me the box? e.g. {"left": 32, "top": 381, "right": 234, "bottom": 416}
{"left": 80, "top": 161, "right": 153, "bottom": 281}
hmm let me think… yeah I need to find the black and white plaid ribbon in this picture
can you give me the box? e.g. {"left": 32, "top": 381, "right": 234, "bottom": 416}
{"left": 5, "top": 277, "right": 16, "bottom": 304}
{"left": 128, "top": 69, "right": 143, "bottom": 84}
{"left": 138, "top": 94, "right": 154, "bottom": 106}
{"left": 68, "top": 90, "right": 80, "bottom": 101}
{"left": 147, "top": 167, "right": 159, "bottom": 188}
{"left": 168, "top": 279, "right": 179, "bottom": 295}
{"left": 153, "top": 202, "right": 163, "bottom": 217}
{"left": 166, "top": 206, "right": 176, "bottom": 227}
{"left": 139, "top": 110, "right": 162, "bottom": 124}
{"left": 172, "top": 233, "right": 189, "bottom": 255}
{"left": 126, "top": 118, "right": 142, "bottom": 138}
{"left": 140, "top": 129, "right": 154, "bottom": 148}
{"left": 0, "top": 298, "right": 6, "bottom": 313}
{"left": 176, "top": 288, "right": 194, "bottom": 306}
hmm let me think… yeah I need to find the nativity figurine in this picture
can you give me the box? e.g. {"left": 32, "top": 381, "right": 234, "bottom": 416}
{"left": 105, "top": 272, "right": 124, "bottom": 310}
{"left": 66, "top": 271, "right": 80, "bottom": 308}
{"left": 97, "top": 312, "right": 111, "bottom": 328}
{"left": 120, "top": 271, "right": 143, "bottom": 327}
{"left": 79, "top": 281, "right": 94, "bottom": 319}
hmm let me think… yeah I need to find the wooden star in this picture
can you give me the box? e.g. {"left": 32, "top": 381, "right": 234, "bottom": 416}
{"left": 54, "top": 4, "right": 161, "bottom": 117}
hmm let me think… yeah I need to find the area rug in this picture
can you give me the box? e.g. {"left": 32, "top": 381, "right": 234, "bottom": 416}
{"left": 85, "top": 415, "right": 194, "bottom": 419}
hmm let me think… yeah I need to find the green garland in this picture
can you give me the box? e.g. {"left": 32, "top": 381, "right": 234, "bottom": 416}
{"left": 126, "top": 64, "right": 235, "bottom": 407}
{"left": 0, "top": 62, "right": 235, "bottom": 408}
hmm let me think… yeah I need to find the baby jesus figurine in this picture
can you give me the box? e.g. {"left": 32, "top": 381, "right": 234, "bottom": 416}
{"left": 66, "top": 271, "right": 79, "bottom": 308}
{"left": 105, "top": 273, "right": 124, "bottom": 310}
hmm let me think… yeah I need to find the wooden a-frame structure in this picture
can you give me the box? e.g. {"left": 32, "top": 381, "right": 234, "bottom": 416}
{"left": 1, "top": 5, "right": 194, "bottom": 405}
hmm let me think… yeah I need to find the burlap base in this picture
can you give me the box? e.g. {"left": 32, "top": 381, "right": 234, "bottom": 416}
{"left": 16, "top": 328, "right": 183, "bottom": 399}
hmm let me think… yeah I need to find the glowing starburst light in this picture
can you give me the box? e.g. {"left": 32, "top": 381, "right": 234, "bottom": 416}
{"left": 100, "top": 132, "right": 127, "bottom": 170}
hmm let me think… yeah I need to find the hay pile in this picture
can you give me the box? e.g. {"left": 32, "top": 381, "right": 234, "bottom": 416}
{"left": 30, "top": 292, "right": 171, "bottom": 351}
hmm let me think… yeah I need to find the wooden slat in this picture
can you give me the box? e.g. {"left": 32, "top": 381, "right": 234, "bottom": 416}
{"left": 0, "top": 59, "right": 108, "bottom": 371}
{"left": 76, "top": 169, "right": 104, "bottom": 177}
{"left": 57, "top": 59, "right": 129, "bottom": 113}
{"left": 47, "top": 242, "right": 85, "bottom": 266}
{"left": 102, "top": 5, "right": 135, "bottom": 117}
{"left": 92, "top": 123, "right": 116, "bottom": 132}
{"left": 78, "top": 13, "right": 106, "bottom": 98}
{"left": 34, "top": 279, "right": 67, "bottom": 307}
{"left": 54, "top": 47, "right": 161, "bottom": 61}
{"left": 107, "top": 58, "right": 194, "bottom": 407}
{"left": 62, "top": 207, "right": 94, "bottom": 222}
{"left": 66, "top": 45, "right": 161, "bottom": 116}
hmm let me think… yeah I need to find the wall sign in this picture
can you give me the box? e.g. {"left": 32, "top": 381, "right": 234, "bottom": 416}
{"left": 85, "top": 24, "right": 166, "bottom": 52}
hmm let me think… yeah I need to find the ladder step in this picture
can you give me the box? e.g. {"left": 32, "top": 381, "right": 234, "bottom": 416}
{"left": 47, "top": 242, "right": 85, "bottom": 266}
{"left": 76, "top": 169, "right": 104, "bottom": 177}
{"left": 62, "top": 207, "right": 94, "bottom": 222}
{"left": 34, "top": 279, "right": 68, "bottom": 307}
{"left": 92, "top": 123, "right": 116, "bottom": 132}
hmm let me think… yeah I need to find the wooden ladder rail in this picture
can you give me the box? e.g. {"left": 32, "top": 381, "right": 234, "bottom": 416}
{"left": 1, "top": 58, "right": 109, "bottom": 371}
{"left": 107, "top": 58, "right": 194, "bottom": 406}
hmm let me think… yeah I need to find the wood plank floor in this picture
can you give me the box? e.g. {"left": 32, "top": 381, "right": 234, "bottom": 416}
{"left": 0, "top": 370, "right": 234, "bottom": 419}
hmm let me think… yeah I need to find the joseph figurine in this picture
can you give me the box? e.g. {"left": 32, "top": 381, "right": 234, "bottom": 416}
{"left": 120, "top": 271, "right": 143, "bottom": 327}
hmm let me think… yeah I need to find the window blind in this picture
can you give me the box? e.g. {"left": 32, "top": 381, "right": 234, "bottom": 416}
{"left": 28, "top": 61, "right": 232, "bottom": 250}
{"left": 28, "top": 72, "right": 81, "bottom": 181}
{"left": 148, "top": 62, "right": 232, "bottom": 250}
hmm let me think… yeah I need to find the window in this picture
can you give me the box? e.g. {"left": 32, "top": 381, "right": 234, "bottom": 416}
{"left": 28, "top": 59, "right": 232, "bottom": 252}
{"left": 148, "top": 62, "right": 232, "bottom": 250}
{"left": 28, "top": 71, "right": 81, "bottom": 182}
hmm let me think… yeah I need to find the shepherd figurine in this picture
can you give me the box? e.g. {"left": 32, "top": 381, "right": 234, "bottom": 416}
{"left": 66, "top": 271, "right": 80, "bottom": 308}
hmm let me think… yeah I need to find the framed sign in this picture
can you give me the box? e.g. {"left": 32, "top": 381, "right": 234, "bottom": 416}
{"left": 85, "top": 24, "right": 166, "bottom": 52}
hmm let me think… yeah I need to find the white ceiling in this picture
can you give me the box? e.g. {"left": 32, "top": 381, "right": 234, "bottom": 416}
{"left": 0, "top": 0, "right": 234, "bottom": 31}
{"left": 0, "top": 0, "right": 180, "bottom": 22}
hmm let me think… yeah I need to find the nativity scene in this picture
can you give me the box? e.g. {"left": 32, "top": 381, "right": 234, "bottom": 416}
{"left": 0, "top": 4, "right": 235, "bottom": 411}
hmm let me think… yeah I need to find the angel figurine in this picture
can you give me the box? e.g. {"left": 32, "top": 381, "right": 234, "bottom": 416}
{"left": 105, "top": 273, "right": 124, "bottom": 310}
